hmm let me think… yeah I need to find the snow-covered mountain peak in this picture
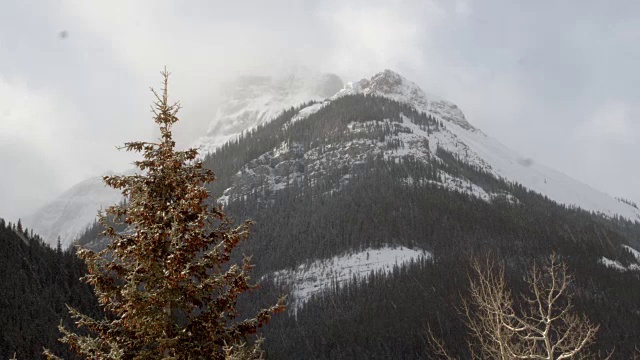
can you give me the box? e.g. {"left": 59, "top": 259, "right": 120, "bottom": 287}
{"left": 336, "top": 69, "right": 476, "bottom": 131}
{"left": 241, "top": 69, "right": 640, "bottom": 222}
{"left": 193, "top": 71, "right": 343, "bottom": 155}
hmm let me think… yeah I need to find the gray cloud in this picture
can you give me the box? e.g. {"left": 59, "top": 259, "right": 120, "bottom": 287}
{"left": 1, "top": 0, "right": 638, "bottom": 221}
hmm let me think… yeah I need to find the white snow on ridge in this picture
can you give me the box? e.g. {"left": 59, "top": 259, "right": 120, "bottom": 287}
{"left": 599, "top": 245, "right": 640, "bottom": 271}
{"left": 600, "top": 257, "right": 629, "bottom": 271}
{"left": 444, "top": 121, "right": 640, "bottom": 221}
{"left": 339, "top": 69, "right": 640, "bottom": 222}
{"left": 335, "top": 69, "right": 476, "bottom": 131}
{"left": 269, "top": 246, "right": 431, "bottom": 310}
{"left": 624, "top": 245, "right": 640, "bottom": 263}
{"left": 289, "top": 101, "right": 327, "bottom": 125}
{"left": 435, "top": 172, "right": 491, "bottom": 201}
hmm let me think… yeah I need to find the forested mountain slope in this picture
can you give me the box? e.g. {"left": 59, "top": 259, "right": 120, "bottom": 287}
{"left": 0, "top": 219, "right": 98, "bottom": 359}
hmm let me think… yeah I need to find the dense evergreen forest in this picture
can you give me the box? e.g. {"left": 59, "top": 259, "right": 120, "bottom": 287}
{"left": 0, "top": 219, "right": 99, "bottom": 359}
{"left": 5, "top": 94, "right": 640, "bottom": 358}
{"left": 244, "top": 169, "right": 640, "bottom": 358}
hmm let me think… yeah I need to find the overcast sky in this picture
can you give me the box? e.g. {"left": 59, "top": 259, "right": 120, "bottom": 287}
{"left": 1, "top": 0, "right": 638, "bottom": 221}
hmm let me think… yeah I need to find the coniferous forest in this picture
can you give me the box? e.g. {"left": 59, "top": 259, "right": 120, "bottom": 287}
{"left": 0, "top": 220, "right": 98, "bottom": 359}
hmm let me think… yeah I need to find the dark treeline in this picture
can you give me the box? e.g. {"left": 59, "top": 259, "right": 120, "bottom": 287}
{"left": 0, "top": 219, "right": 100, "bottom": 359}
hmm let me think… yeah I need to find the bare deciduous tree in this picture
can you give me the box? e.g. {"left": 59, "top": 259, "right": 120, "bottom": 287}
{"left": 429, "top": 254, "right": 607, "bottom": 360}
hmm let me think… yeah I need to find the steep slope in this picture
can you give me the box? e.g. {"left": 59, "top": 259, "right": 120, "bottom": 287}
{"left": 210, "top": 69, "right": 639, "bottom": 223}
{"left": 336, "top": 69, "right": 476, "bottom": 131}
{"left": 336, "top": 70, "right": 640, "bottom": 221}
{"left": 23, "top": 175, "right": 121, "bottom": 248}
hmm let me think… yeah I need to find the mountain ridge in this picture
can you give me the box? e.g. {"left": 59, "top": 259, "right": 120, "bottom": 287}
{"left": 24, "top": 69, "right": 640, "bottom": 248}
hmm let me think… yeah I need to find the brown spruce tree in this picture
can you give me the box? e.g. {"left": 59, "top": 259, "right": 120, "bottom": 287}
{"left": 45, "top": 70, "right": 285, "bottom": 360}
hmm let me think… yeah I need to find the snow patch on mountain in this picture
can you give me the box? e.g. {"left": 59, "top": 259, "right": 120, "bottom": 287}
{"left": 289, "top": 101, "right": 327, "bottom": 125}
{"left": 624, "top": 245, "right": 640, "bottom": 263}
{"left": 436, "top": 172, "right": 491, "bottom": 201}
{"left": 600, "top": 257, "right": 640, "bottom": 272}
{"left": 599, "top": 245, "right": 640, "bottom": 271}
{"left": 600, "top": 257, "right": 630, "bottom": 271}
{"left": 444, "top": 120, "right": 640, "bottom": 221}
{"left": 268, "top": 246, "right": 431, "bottom": 310}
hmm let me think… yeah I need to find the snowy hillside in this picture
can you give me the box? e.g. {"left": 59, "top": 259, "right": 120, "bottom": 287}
{"left": 336, "top": 70, "right": 640, "bottom": 221}
{"left": 218, "top": 69, "right": 639, "bottom": 222}
{"left": 23, "top": 175, "right": 122, "bottom": 248}
{"left": 600, "top": 245, "right": 640, "bottom": 271}
{"left": 193, "top": 71, "right": 343, "bottom": 155}
{"left": 269, "top": 246, "right": 431, "bottom": 310}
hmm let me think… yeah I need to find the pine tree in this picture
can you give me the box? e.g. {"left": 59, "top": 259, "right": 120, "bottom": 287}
{"left": 45, "top": 69, "right": 285, "bottom": 360}
{"left": 56, "top": 236, "right": 63, "bottom": 254}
